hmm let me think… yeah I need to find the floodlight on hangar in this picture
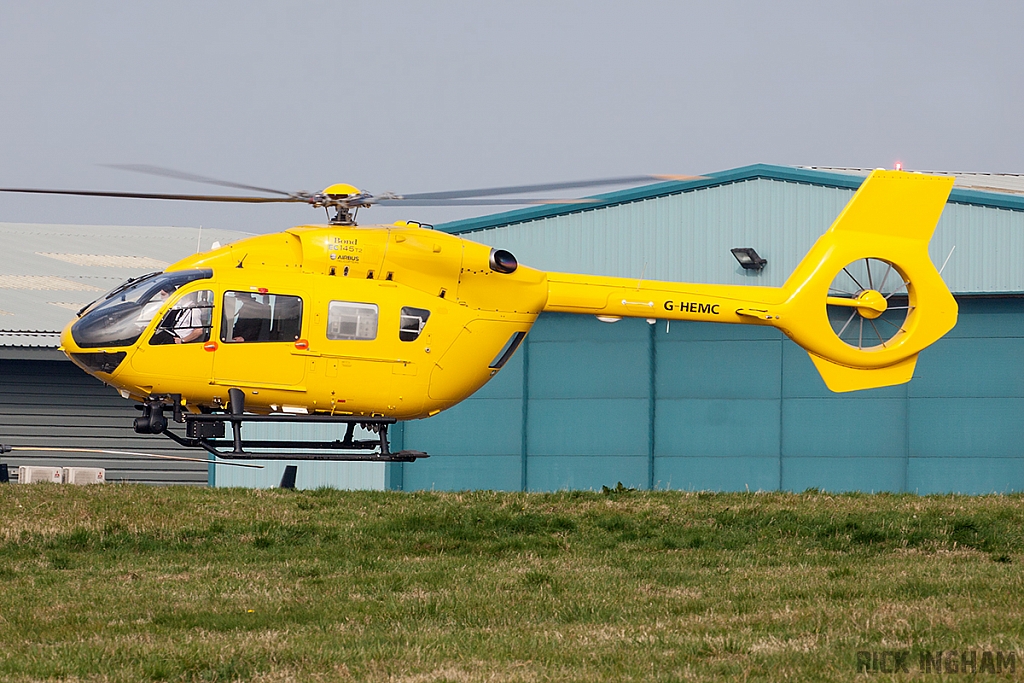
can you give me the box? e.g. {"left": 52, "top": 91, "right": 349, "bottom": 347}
{"left": 731, "top": 247, "right": 767, "bottom": 271}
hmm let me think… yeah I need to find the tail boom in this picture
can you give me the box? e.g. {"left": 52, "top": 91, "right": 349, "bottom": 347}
{"left": 541, "top": 170, "right": 957, "bottom": 392}
{"left": 544, "top": 274, "right": 785, "bottom": 325}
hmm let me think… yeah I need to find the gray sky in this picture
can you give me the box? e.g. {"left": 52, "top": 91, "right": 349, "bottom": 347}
{"left": 1, "top": 0, "right": 1022, "bottom": 233}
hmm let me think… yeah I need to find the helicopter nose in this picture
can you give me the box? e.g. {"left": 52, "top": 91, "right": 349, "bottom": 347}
{"left": 59, "top": 322, "right": 78, "bottom": 353}
{"left": 59, "top": 322, "right": 128, "bottom": 376}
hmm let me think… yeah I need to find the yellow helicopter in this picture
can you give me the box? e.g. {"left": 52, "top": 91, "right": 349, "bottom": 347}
{"left": 0, "top": 167, "right": 957, "bottom": 463}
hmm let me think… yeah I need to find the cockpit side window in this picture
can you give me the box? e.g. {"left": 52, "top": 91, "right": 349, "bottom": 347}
{"left": 221, "top": 291, "right": 303, "bottom": 343}
{"left": 77, "top": 271, "right": 161, "bottom": 317}
{"left": 150, "top": 290, "right": 214, "bottom": 345}
{"left": 70, "top": 269, "right": 213, "bottom": 349}
{"left": 399, "top": 307, "right": 430, "bottom": 342}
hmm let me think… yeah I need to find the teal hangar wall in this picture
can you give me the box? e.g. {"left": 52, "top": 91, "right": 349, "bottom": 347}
{"left": 399, "top": 300, "right": 1024, "bottom": 494}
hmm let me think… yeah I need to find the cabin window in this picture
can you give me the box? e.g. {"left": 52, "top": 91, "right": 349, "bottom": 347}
{"left": 326, "top": 301, "right": 378, "bottom": 341}
{"left": 399, "top": 306, "right": 430, "bottom": 342}
{"left": 150, "top": 290, "right": 214, "bottom": 345}
{"left": 221, "top": 291, "right": 303, "bottom": 343}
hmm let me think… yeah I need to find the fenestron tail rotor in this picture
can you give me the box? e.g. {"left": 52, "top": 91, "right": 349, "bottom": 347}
{"left": 826, "top": 257, "right": 914, "bottom": 350}
{"left": 777, "top": 169, "right": 957, "bottom": 392}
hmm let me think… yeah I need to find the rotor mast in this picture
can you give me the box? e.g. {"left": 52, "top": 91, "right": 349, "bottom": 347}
{"left": 316, "top": 183, "right": 370, "bottom": 226}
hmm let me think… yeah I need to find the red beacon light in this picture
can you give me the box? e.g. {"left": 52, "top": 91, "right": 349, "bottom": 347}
{"left": 894, "top": 162, "right": 903, "bottom": 171}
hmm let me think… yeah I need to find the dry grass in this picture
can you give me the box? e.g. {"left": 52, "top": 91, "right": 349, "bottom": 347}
{"left": 0, "top": 486, "right": 1022, "bottom": 681}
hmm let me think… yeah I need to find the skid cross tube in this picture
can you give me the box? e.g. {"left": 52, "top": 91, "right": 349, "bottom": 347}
{"left": 134, "top": 390, "right": 425, "bottom": 462}
{"left": 184, "top": 414, "right": 396, "bottom": 424}
{"left": 160, "top": 428, "right": 424, "bottom": 462}
{"left": 146, "top": 389, "right": 425, "bottom": 463}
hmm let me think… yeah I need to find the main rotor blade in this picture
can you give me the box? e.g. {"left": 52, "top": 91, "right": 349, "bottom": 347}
{"left": 10, "top": 446, "right": 264, "bottom": 468}
{"left": 396, "top": 174, "right": 702, "bottom": 201}
{"left": 0, "top": 187, "right": 303, "bottom": 203}
{"left": 373, "top": 197, "right": 601, "bottom": 206}
{"left": 103, "top": 164, "right": 295, "bottom": 197}
{"left": 0, "top": 187, "right": 593, "bottom": 207}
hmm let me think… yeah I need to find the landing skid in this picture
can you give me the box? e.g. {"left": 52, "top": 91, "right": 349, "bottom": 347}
{"left": 135, "top": 389, "right": 427, "bottom": 463}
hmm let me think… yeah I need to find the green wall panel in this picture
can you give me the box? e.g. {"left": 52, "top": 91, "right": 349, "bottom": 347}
{"left": 654, "top": 456, "right": 780, "bottom": 492}
{"left": 403, "top": 398, "right": 522, "bottom": 457}
{"left": 469, "top": 348, "right": 524, "bottom": 399}
{"left": 910, "top": 337, "right": 1024, "bottom": 398}
{"left": 782, "top": 399, "right": 907, "bottom": 458}
{"left": 398, "top": 299, "right": 1024, "bottom": 494}
{"left": 780, "top": 341, "right": 908, "bottom": 399}
{"left": 527, "top": 398, "right": 649, "bottom": 456}
{"left": 655, "top": 399, "right": 780, "bottom": 457}
{"left": 529, "top": 340, "right": 650, "bottom": 399}
{"left": 908, "top": 457, "right": 1024, "bottom": 495}
{"left": 660, "top": 320, "right": 782, "bottom": 342}
{"left": 782, "top": 457, "right": 906, "bottom": 493}
{"left": 908, "top": 399, "right": 1024, "bottom": 457}
{"left": 656, "top": 340, "right": 782, "bottom": 399}
{"left": 527, "top": 313, "right": 650, "bottom": 343}
{"left": 402, "top": 455, "right": 523, "bottom": 492}
{"left": 526, "top": 455, "right": 648, "bottom": 492}
{"left": 942, "top": 298, "right": 1024, "bottom": 338}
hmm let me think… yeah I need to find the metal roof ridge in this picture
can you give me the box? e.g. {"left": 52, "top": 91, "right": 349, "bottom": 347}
{"left": 0, "top": 329, "right": 62, "bottom": 334}
{"left": 436, "top": 164, "right": 1024, "bottom": 234}
{"left": 436, "top": 164, "right": 868, "bottom": 234}
{"left": 804, "top": 165, "right": 1024, "bottom": 178}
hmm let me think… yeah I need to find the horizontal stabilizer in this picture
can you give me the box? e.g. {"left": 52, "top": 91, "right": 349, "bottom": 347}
{"left": 809, "top": 353, "right": 918, "bottom": 393}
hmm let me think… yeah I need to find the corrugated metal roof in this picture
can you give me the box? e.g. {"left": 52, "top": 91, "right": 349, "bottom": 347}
{"left": 0, "top": 330, "right": 62, "bottom": 347}
{"left": 803, "top": 166, "right": 1024, "bottom": 196}
{"left": 437, "top": 164, "right": 1024, "bottom": 295}
{"left": 0, "top": 222, "right": 248, "bottom": 346}
{"left": 0, "top": 275, "right": 103, "bottom": 291}
{"left": 37, "top": 253, "right": 170, "bottom": 269}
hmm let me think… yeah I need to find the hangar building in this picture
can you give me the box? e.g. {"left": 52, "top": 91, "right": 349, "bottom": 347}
{"left": 5, "top": 165, "right": 1024, "bottom": 493}
{"left": 0, "top": 223, "right": 245, "bottom": 484}
{"left": 389, "top": 165, "right": 1024, "bottom": 494}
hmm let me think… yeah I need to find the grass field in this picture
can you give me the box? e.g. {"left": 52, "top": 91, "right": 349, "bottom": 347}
{"left": 0, "top": 485, "right": 1022, "bottom": 682}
